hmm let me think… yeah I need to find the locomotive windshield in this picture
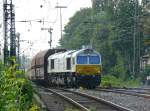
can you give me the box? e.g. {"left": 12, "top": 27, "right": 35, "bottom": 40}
{"left": 89, "top": 56, "right": 100, "bottom": 64}
{"left": 77, "top": 56, "right": 88, "bottom": 64}
{"left": 77, "top": 55, "right": 100, "bottom": 64}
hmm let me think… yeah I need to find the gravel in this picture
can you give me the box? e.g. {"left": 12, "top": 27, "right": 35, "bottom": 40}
{"left": 75, "top": 89, "right": 150, "bottom": 111}
{"left": 36, "top": 88, "right": 79, "bottom": 111}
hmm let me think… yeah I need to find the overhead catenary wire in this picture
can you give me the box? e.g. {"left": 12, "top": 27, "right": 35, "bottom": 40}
{"left": 14, "top": 0, "right": 60, "bottom": 55}
{"left": 66, "top": 0, "right": 73, "bottom": 7}
{"left": 16, "top": 19, "right": 58, "bottom": 24}
{"left": 40, "top": 0, "right": 59, "bottom": 25}
{"left": 14, "top": 0, "right": 92, "bottom": 57}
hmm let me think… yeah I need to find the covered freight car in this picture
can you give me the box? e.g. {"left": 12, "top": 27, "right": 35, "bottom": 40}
{"left": 29, "top": 49, "right": 66, "bottom": 84}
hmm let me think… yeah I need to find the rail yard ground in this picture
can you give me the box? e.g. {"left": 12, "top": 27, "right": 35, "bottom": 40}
{"left": 1, "top": 62, "right": 150, "bottom": 111}
{"left": 31, "top": 74, "right": 150, "bottom": 111}
{"left": 32, "top": 83, "right": 150, "bottom": 111}
{"left": 76, "top": 88, "right": 150, "bottom": 111}
{"left": 33, "top": 86, "right": 131, "bottom": 111}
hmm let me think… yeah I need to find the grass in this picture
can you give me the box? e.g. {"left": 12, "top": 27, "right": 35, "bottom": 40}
{"left": 65, "top": 107, "right": 80, "bottom": 111}
{"left": 101, "top": 75, "right": 140, "bottom": 88}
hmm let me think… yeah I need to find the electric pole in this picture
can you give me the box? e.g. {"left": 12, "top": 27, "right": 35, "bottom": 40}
{"left": 3, "top": 0, "right": 16, "bottom": 64}
{"left": 133, "top": 0, "right": 140, "bottom": 76}
{"left": 55, "top": 5, "right": 67, "bottom": 40}
{"left": 16, "top": 32, "right": 20, "bottom": 67}
{"left": 41, "top": 27, "right": 53, "bottom": 48}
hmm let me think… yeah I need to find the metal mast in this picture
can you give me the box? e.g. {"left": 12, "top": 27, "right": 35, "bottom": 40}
{"left": 3, "top": 0, "right": 16, "bottom": 64}
{"left": 55, "top": 5, "right": 67, "bottom": 40}
{"left": 16, "top": 33, "right": 20, "bottom": 66}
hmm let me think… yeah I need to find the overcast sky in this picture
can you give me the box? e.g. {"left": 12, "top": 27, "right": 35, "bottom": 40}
{"left": 0, "top": 0, "right": 92, "bottom": 57}
{"left": 12, "top": 0, "right": 92, "bottom": 57}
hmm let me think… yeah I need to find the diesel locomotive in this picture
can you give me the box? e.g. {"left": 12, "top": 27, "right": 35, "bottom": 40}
{"left": 28, "top": 47, "right": 102, "bottom": 88}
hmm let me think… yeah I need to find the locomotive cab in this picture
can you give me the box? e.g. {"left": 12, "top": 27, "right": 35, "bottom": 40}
{"left": 72, "top": 48, "right": 102, "bottom": 88}
{"left": 47, "top": 48, "right": 102, "bottom": 89}
{"left": 71, "top": 48, "right": 101, "bottom": 74}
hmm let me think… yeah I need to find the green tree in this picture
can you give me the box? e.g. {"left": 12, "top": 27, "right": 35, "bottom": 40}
{"left": 113, "top": 0, "right": 142, "bottom": 75}
{"left": 60, "top": 0, "right": 150, "bottom": 81}
{"left": 60, "top": 0, "right": 125, "bottom": 77}
{"left": 60, "top": 8, "right": 94, "bottom": 49}
{"left": 142, "top": 0, "right": 150, "bottom": 6}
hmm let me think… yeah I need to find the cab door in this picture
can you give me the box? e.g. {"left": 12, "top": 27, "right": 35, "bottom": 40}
{"left": 66, "top": 58, "right": 71, "bottom": 70}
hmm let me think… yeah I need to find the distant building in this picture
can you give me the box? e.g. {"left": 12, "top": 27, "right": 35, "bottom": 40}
{"left": 140, "top": 54, "right": 150, "bottom": 85}
{"left": 140, "top": 54, "right": 150, "bottom": 72}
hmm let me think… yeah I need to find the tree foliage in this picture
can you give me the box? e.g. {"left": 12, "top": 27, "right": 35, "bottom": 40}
{"left": 140, "top": 0, "right": 150, "bottom": 55}
{"left": 60, "top": 0, "right": 150, "bottom": 80}
{"left": 60, "top": 8, "right": 94, "bottom": 49}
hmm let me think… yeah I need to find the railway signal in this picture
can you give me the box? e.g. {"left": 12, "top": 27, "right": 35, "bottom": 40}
{"left": 41, "top": 27, "right": 53, "bottom": 49}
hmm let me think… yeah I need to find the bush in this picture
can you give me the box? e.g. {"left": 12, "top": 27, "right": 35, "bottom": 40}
{"left": 101, "top": 75, "right": 140, "bottom": 88}
{"left": 0, "top": 61, "right": 38, "bottom": 111}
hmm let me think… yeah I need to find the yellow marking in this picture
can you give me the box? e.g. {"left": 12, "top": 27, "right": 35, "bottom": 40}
{"left": 76, "top": 65, "right": 102, "bottom": 75}
{"left": 144, "top": 41, "right": 150, "bottom": 45}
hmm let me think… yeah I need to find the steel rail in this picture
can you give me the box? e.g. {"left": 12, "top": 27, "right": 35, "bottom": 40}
{"left": 99, "top": 87, "right": 150, "bottom": 91}
{"left": 63, "top": 89, "right": 133, "bottom": 111}
{"left": 112, "top": 88, "right": 150, "bottom": 95}
{"left": 96, "top": 88, "right": 150, "bottom": 99}
{"left": 45, "top": 88, "right": 89, "bottom": 111}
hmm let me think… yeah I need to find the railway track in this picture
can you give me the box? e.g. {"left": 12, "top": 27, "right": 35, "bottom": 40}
{"left": 75, "top": 88, "right": 150, "bottom": 111}
{"left": 106, "top": 87, "right": 150, "bottom": 92}
{"left": 95, "top": 88, "right": 150, "bottom": 99}
{"left": 114, "top": 87, "right": 150, "bottom": 95}
{"left": 121, "top": 87, "right": 150, "bottom": 91}
{"left": 35, "top": 86, "right": 79, "bottom": 111}
{"left": 37, "top": 86, "right": 132, "bottom": 111}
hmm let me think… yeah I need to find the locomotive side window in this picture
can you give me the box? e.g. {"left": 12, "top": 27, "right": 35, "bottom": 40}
{"left": 72, "top": 58, "right": 75, "bottom": 64}
{"left": 66, "top": 58, "right": 71, "bottom": 70}
{"left": 51, "top": 59, "right": 54, "bottom": 69}
{"left": 89, "top": 56, "right": 100, "bottom": 64}
{"left": 77, "top": 56, "right": 88, "bottom": 64}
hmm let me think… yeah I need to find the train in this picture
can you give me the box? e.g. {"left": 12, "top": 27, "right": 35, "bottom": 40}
{"left": 28, "top": 47, "right": 102, "bottom": 89}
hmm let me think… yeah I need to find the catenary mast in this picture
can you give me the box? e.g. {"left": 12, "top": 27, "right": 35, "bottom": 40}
{"left": 3, "top": 0, "right": 16, "bottom": 64}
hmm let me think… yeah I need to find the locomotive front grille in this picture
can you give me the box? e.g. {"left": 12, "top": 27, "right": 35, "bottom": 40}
{"left": 76, "top": 65, "right": 101, "bottom": 75}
